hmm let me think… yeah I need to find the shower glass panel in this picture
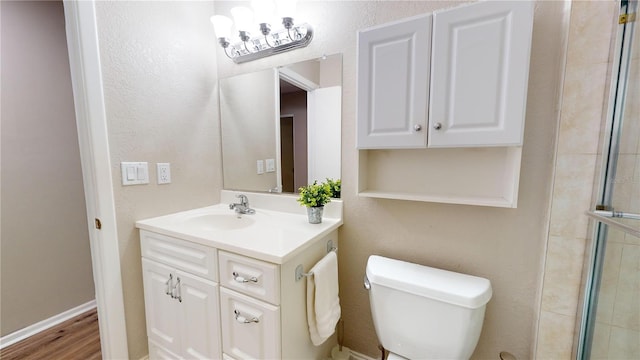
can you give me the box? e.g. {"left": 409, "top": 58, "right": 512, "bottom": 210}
{"left": 589, "top": 228, "right": 639, "bottom": 359}
{"left": 579, "top": 0, "right": 640, "bottom": 359}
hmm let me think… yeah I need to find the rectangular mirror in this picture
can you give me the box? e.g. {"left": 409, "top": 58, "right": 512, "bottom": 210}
{"left": 219, "top": 54, "right": 342, "bottom": 194}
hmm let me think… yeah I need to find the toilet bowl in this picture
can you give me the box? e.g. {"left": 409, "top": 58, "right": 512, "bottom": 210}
{"left": 365, "top": 255, "right": 492, "bottom": 360}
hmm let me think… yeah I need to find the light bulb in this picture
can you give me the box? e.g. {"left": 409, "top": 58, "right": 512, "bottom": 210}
{"left": 210, "top": 15, "right": 232, "bottom": 39}
{"left": 231, "top": 7, "right": 254, "bottom": 32}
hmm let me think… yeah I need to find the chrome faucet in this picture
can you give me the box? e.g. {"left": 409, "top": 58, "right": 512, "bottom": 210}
{"left": 229, "top": 194, "right": 255, "bottom": 215}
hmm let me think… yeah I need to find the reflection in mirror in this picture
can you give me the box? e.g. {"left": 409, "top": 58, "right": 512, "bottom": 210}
{"left": 220, "top": 54, "right": 342, "bottom": 194}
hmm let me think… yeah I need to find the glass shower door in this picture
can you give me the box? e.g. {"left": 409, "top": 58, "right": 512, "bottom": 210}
{"left": 579, "top": 0, "right": 640, "bottom": 359}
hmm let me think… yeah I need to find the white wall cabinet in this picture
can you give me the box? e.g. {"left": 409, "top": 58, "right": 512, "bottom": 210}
{"left": 140, "top": 229, "right": 339, "bottom": 360}
{"left": 357, "top": 1, "right": 533, "bottom": 149}
{"left": 356, "top": 14, "right": 432, "bottom": 149}
{"left": 429, "top": 1, "right": 534, "bottom": 147}
{"left": 356, "top": 1, "right": 534, "bottom": 208}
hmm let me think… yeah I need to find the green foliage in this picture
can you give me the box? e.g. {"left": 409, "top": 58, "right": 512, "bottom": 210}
{"left": 297, "top": 181, "right": 332, "bottom": 207}
{"left": 325, "top": 178, "right": 341, "bottom": 198}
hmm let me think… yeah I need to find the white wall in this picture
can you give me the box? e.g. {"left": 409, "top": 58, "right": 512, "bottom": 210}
{"left": 94, "top": 2, "right": 221, "bottom": 358}
{"left": 214, "top": 1, "right": 568, "bottom": 358}
{"left": 0, "top": 0, "right": 95, "bottom": 336}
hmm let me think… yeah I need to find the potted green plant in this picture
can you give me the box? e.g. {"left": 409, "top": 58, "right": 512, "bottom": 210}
{"left": 297, "top": 181, "right": 332, "bottom": 224}
{"left": 325, "top": 178, "right": 341, "bottom": 198}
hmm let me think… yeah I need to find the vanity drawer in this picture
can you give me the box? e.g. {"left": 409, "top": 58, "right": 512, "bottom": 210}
{"left": 220, "top": 288, "right": 281, "bottom": 360}
{"left": 141, "top": 230, "right": 217, "bottom": 282}
{"left": 219, "top": 251, "right": 280, "bottom": 305}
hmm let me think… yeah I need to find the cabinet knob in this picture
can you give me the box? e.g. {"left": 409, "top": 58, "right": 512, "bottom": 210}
{"left": 433, "top": 122, "right": 442, "bottom": 130}
{"left": 413, "top": 124, "right": 422, "bottom": 132}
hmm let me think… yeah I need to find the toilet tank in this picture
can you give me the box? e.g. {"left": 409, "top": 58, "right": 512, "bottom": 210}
{"left": 366, "top": 255, "right": 492, "bottom": 360}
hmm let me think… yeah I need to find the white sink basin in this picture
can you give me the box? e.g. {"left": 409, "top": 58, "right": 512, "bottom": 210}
{"left": 183, "top": 213, "right": 257, "bottom": 231}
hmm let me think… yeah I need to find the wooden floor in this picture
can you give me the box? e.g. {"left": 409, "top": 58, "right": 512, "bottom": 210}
{"left": 1, "top": 308, "right": 101, "bottom": 360}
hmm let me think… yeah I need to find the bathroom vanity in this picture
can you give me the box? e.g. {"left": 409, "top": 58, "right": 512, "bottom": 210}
{"left": 136, "top": 191, "right": 343, "bottom": 359}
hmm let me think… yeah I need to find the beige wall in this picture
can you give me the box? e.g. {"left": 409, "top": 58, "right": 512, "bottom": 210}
{"left": 214, "top": 1, "right": 567, "bottom": 358}
{"left": 0, "top": 1, "right": 95, "bottom": 336}
{"left": 94, "top": 2, "right": 221, "bottom": 358}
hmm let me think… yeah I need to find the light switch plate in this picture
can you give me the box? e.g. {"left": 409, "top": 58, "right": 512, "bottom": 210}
{"left": 257, "top": 160, "right": 265, "bottom": 174}
{"left": 157, "top": 163, "right": 171, "bottom": 184}
{"left": 121, "top": 162, "right": 149, "bottom": 185}
{"left": 266, "top": 158, "right": 275, "bottom": 172}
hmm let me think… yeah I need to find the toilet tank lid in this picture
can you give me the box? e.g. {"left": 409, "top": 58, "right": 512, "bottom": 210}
{"left": 366, "top": 255, "right": 492, "bottom": 309}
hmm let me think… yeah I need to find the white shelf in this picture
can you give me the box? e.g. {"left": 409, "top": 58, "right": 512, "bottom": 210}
{"left": 357, "top": 147, "right": 522, "bottom": 208}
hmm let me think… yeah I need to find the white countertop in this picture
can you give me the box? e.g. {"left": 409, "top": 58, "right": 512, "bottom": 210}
{"left": 135, "top": 192, "right": 343, "bottom": 264}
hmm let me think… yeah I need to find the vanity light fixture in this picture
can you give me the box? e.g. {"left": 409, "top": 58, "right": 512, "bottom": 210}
{"left": 210, "top": 0, "right": 313, "bottom": 64}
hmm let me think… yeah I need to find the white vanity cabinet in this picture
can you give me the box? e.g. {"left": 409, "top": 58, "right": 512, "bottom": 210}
{"left": 357, "top": 1, "right": 534, "bottom": 149}
{"left": 139, "top": 225, "right": 340, "bottom": 360}
{"left": 141, "top": 231, "right": 222, "bottom": 360}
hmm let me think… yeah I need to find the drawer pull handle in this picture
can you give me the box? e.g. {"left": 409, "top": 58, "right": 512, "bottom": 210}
{"left": 232, "top": 271, "right": 258, "bottom": 284}
{"left": 234, "top": 309, "right": 259, "bottom": 324}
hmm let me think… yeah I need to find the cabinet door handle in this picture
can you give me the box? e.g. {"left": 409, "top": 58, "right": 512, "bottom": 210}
{"left": 414, "top": 124, "right": 422, "bottom": 131}
{"left": 433, "top": 122, "right": 442, "bottom": 130}
{"left": 174, "top": 277, "right": 182, "bottom": 303}
{"left": 234, "top": 309, "right": 259, "bottom": 324}
{"left": 232, "top": 271, "right": 258, "bottom": 284}
{"left": 165, "top": 274, "right": 173, "bottom": 296}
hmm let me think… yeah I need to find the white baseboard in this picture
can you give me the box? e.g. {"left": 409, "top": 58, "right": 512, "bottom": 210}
{"left": 0, "top": 300, "right": 97, "bottom": 349}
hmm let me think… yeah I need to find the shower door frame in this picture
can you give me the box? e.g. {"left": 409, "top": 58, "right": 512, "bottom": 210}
{"left": 576, "top": 0, "right": 639, "bottom": 358}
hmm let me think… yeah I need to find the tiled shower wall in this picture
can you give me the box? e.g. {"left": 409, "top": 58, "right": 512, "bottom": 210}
{"left": 535, "top": 1, "right": 618, "bottom": 358}
{"left": 591, "top": 13, "right": 640, "bottom": 358}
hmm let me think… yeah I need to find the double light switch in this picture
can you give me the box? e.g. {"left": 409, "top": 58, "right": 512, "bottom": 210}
{"left": 121, "top": 162, "right": 149, "bottom": 185}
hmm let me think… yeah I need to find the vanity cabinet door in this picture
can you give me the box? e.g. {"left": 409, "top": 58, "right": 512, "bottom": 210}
{"left": 220, "top": 288, "right": 280, "bottom": 360}
{"left": 356, "top": 14, "right": 432, "bottom": 149}
{"left": 177, "top": 270, "right": 221, "bottom": 360}
{"left": 143, "top": 258, "right": 222, "bottom": 360}
{"left": 142, "top": 259, "right": 182, "bottom": 357}
{"left": 428, "top": 1, "right": 534, "bottom": 147}
{"left": 149, "top": 341, "right": 182, "bottom": 360}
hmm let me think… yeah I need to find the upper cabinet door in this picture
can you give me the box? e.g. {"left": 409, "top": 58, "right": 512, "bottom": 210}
{"left": 429, "top": 1, "right": 534, "bottom": 147}
{"left": 357, "top": 14, "right": 432, "bottom": 149}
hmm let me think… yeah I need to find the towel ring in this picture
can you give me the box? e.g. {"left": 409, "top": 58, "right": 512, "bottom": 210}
{"left": 295, "top": 239, "right": 337, "bottom": 281}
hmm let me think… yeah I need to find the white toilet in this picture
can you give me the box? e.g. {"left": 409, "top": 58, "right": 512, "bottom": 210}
{"left": 365, "top": 255, "right": 492, "bottom": 360}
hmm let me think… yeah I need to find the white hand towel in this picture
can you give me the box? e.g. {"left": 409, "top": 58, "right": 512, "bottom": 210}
{"left": 306, "top": 251, "right": 341, "bottom": 346}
